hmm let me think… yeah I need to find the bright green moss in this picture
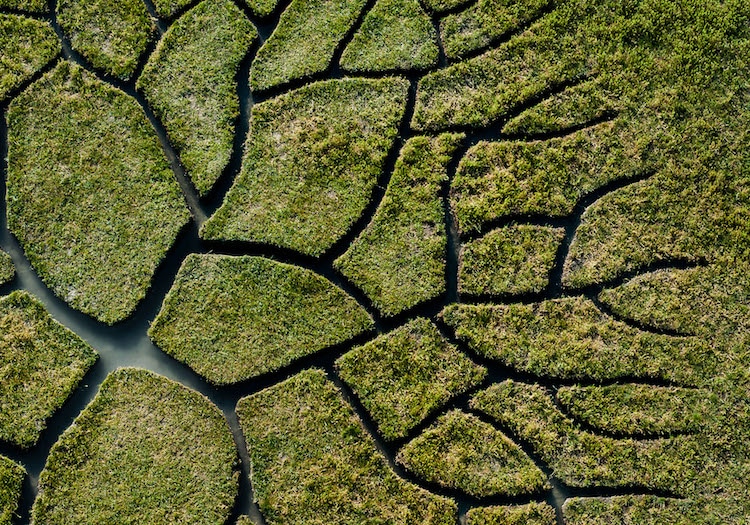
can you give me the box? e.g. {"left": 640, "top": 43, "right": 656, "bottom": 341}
{"left": 0, "top": 251, "right": 14, "bottom": 285}
{"left": 0, "top": 456, "right": 24, "bottom": 525}
{"left": 339, "top": 0, "right": 438, "bottom": 73}
{"left": 250, "top": 0, "right": 368, "bottom": 91}
{"left": 397, "top": 410, "right": 547, "bottom": 497}
{"left": 32, "top": 368, "right": 238, "bottom": 524}
{"left": 466, "top": 503, "right": 557, "bottom": 525}
{"left": 150, "top": 254, "right": 373, "bottom": 384}
{"left": 0, "top": 291, "right": 97, "bottom": 448}
{"left": 202, "top": 77, "right": 408, "bottom": 256}
{"left": 335, "top": 133, "right": 462, "bottom": 316}
{"left": 0, "top": 0, "right": 47, "bottom": 11}
{"left": 138, "top": 0, "right": 258, "bottom": 196}
{"left": 336, "top": 318, "right": 485, "bottom": 441}
{"left": 151, "top": 0, "right": 195, "bottom": 18}
{"left": 0, "top": 14, "right": 60, "bottom": 101}
{"left": 237, "top": 369, "right": 457, "bottom": 524}
{"left": 459, "top": 225, "right": 563, "bottom": 297}
{"left": 562, "top": 495, "right": 700, "bottom": 524}
{"left": 57, "top": 0, "right": 153, "bottom": 80}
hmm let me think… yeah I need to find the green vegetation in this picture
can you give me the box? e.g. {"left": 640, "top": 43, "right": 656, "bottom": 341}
{"left": 250, "top": 0, "right": 368, "bottom": 91}
{"left": 138, "top": 0, "right": 257, "bottom": 196}
{"left": 336, "top": 318, "right": 485, "bottom": 440}
{"left": 420, "top": 0, "right": 469, "bottom": 14}
{"left": 57, "top": 0, "right": 153, "bottom": 80}
{"left": 562, "top": 495, "right": 699, "bottom": 524}
{"left": 7, "top": 62, "right": 190, "bottom": 324}
{"left": 0, "top": 456, "right": 24, "bottom": 525}
{"left": 442, "top": 298, "right": 712, "bottom": 384}
{"left": 202, "top": 77, "right": 408, "bottom": 256}
{"left": 239, "top": 0, "right": 281, "bottom": 17}
{"left": 0, "top": 251, "right": 14, "bottom": 285}
{"left": 397, "top": 410, "right": 547, "bottom": 497}
{"left": 335, "top": 134, "right": 461, "bottom": 315}
{"left": 237, "top": 369, "right": 457, "bottom": 524}
{"left": 234, "top": 517, "right": 259, "bottom": 525}
{"left": 0, "top": 0, "right": 47, "bottom": 11}
{"left": 0, "top": 291, "right": 97, "bottom": 448}
{"left": 0, "top": 14, "right": 60, "bottom": 101}
{"left": 32, "top": 368, "right": 238, "bottom": 524}
{"left": 466, "top": 503, "right": 557, "bottom": 525}
{"left": 459, "top": 225, "right": 563, "bottom": 297}
{"left": 151, "top": 0, "right": 195, "bottom": 18}
{"left": 339, "top": 0, "right": 438, "bottom": 73}
{"left": 150, "top": 254, "right": 373, "bottom": 384}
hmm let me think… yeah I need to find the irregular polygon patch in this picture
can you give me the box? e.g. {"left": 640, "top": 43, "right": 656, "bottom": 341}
{"left": 0, "top": 291, "right": 97, "bottom": 448}
{"left": 562, "top": 495, "right": 700, "bottom": 525}
{"left": 202, "top": 77, "right": 408, "bottom": 256}
{"left": 7, "top": 62, "right": 190, "bottom": 324}
{"left": 335, "top": 133, "right": 461, "bottom": 316}
{"left": 57, "top": 0, "right": 153, "bottom": 80}
{"left": 237, "top": 369, "right": 457, "bottom": 524}
{"left": 150, "top": 254, "right": 373, "bottom": 384}
{"left": 138, "top": 0, "right": 258, "bottom": 195}
{"left": 336, "top": 318, "right": 485, "bottom": 440}
{"left": 0, "top": 14, "right": 59, "bottom": 101}
{"left": 340, "top": 0, "right": 438, "bottom": 73}
{"left": 151, "top": 0, "right": 195, "bottom": 18}
{"left": 0, "top": 456, "right": 24, "bottom": 525}
{"left": 397, "top": 410, "right": 547, "bottom": 497}
{"left": 466, "top": 503, "right": 557, "bottom": 525}
{"left": 0, "top": 251, "right": 13, "bottom": 286}
{"left": 459, "top": 225, "right": 563, "bottom": 297}
{"left": 249, "top": 0, "right": 368, "bottom": 91}
{"left": 32, "top": 368, "right": 238, "bottom": 524}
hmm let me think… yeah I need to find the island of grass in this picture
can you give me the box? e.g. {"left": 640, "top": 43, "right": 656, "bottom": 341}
{"left": 32, "top": 368, "right": 238, "bottom": 524}
{"left": 237, "top": 369, "right": 457, "bottom": 524}
{"left": 466, "top": 503, "right": 556, "bottom": 525}
{"left": 151, "top": 0, "right": 196, "bottom": 18}
{"left": 0, "top": 456, "right": 24, "bottom": 525}
{"left": 563, "top": 495, "right": 700, "bottom": 525}
{"left": 0, "top": 291, "right": 97, "bottom": 449}
{"left": 0, "top": 0, "right": 47, "bottom": 11}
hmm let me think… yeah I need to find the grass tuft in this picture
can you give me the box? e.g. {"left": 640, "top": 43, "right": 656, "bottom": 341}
{"left": 0, "top": 456, "right": 24, "bottom": 525}
{"left": 466, "top": 503, "right": 557, "bottom": 525}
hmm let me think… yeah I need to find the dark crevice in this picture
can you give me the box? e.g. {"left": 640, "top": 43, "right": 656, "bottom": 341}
{"left": 461, "top": 214, "right": 567, "bottom": 243}
{"left": 588, "top": 292, "right": 694, "bottom": 337}
{"left": 223, "top": 411, "right": 267, "bottom": 525}
{"left": 0, "top": 54, "right": 60, "bottom": 105}
{"left": 501, "top": 110, "right": 618, "bottom": 142}
{"left": 141, "top": 0, "right": 167, "bottom": 34}
{"left": 0, "top": 8, "right": 50, "bottom": 19}
{"left": 443, "top": 137, "right": 467, "bottom": 306}
{"left": 327, "top": 0, "right": 379, "bottom": 78}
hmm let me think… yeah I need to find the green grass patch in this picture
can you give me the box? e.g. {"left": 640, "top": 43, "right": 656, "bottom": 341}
{"left": 562, "top": 495, "right": 700, "bottom": 525}
{"left": 334, "top": 133, "right": 462, "bottom": 316}
{"left": 234, "top": 517, "right": 259, "bottom": 525}
{"left": 466, "top": 503, "right": 557, "bottom": 525}
{"left": 0, "top": 291, "right": 97, "bottom": 449}
{"left": 0, "top": 456, "right": 24, "bottom": 525}
{"left": 249, "top": 0, "right": 368, "bottom": 91}
{"left": 32, "top": 368, "right": 238, "bottom": 524}
{"left": 150, "top": 254, "right": 373, "bottom": 384}
{"left": 0, "top": 14, "right": 60, "bottom": 101}
{"left": 151, "top": 0, "right": 195, "bottom": 18}
{"left": 0, "top": 251, "right": 14, "bottom": 285}
{"left": 201, "top": 77, "right": 408, "bottom": 256}
{"left": 138, "top": 0, "right": 257, "bottom": 196}
{"left": 441, "top": 298, "right": 712, "bottom": 384}
{"left": 57, "top": 0, "right": 153, "bottom": 80}
{"left": 7, "top": 62, "right": 190, "bottom": 324}
{"left": 0, "top": 0, "right": 47, "bottom": 11}
{"left": 237, "top": 369, "right": 457, "bottom": 524}
{"left": 337, "top": 318, "right": 485, "bottom": 440}
{"left": 397, "top": 409, "right": 547, "bottom": 497}
{"left": 420, "top": 0, "right": 470, "bottom": 14}
{"left": 239, "top": 0, "right": 280, "bottom": 17}
{"left": 339, "top": 0, "right": 438, "bottom": 73}
{"left": 459, "top": 225, "right": 563, "bottom": 297}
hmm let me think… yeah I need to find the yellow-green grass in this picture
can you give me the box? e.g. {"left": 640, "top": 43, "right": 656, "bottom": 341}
{"left": 397, "top": 410, "right": 547, "bottom": 497}
{"left": 339, "top": 0, "right": 438, "bottom": 73}
{"left": 0, "top": 14, "right": 59, "bottom": 101}
{"left": 237, "top": 369, "right": 457, "bottom": 524}
{"left": 138, "top": 0, "right": 257, "bottom": 196}
{"left": 459, "top": 225, "right": 563, "bottom": 297}
{"left": 0, "top": 456, "right": 24, "bottom": 525}
{"left": 0, "top": 251, "right": 13, "bottom": 285}
{"left": 151, "top": 0, "right": 195, "bottom": 18}
{"left": 442, "top": 298, "right": 712, "bottom": 384}
{"left": 0, "top": 0, "right": 47, "bottom": 11}
{"left": 149, "top": 254, "right": 373, "bottom": 384}
{"left": 57, "top": 0, "right": 153, "bottom": 80}
{"left": 249, "top": 0, "right": 368, "bottom": 91}
{"left": 335, "top": 134, "right": 462, "bottom": 316}
{"left": 7, "top": 62, "right": 190, "bottom": 324}
{"left": 239, "top": 0, "right": 280, "bottom": 17}
{"left": 32, "top": 368, "right": 238, "bottom": 524}
{"left": 201, "top": 77, "right": 408, "bottom": 256}
{"left": 466, "top": 503, "right": 557, "bottom": 525}
{"left": 336, "top": 318, "right": 485, "bottom": 441}
{"left": 0, "top": 291, "right": 97, "bottom": 449}
{"left": 562, "top": 495, "right": 700, "bottom": 524}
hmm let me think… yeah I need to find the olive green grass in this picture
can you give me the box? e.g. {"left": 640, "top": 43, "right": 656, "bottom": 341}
{"left": 339, "top": 0, "right": 438, "bottom": 73}
{"left": 238, "top": 0, "right": 279, "bottom": 17}
{"left": 336, "top": 318, "right": 485, "bottom": 441}
{"left": 442, "top": 298, "right": 712, "bottom": 384}
{"left": 138, "top": 0, "right": 258, "bottom": 195}
{"left": 562, "top": 495, "right": 700, "bottom": 525}
{"left": 237, "top": 369, "right": 457, "bottom": 524}
{"left": 57, "top": 0, "right": 153, "bottom": 80}
{"left": 149, "top": 254, "right": 373, "bottom": 384}
{"left": 466, "top": 503, "right": 557, "bottom": 525}
{"left": 0, "top": 456, "right": 24, "bottom": 525}
{"left": 31, "top": 368, "right": 238, "bottom": 524}
{"left": 419, "top": 0, "right": 470, "bottom": 15}
{"left": 0, "top": 0, "right": 47, "bottom": 11}
{"left": 7, "top": 62, "right": 190, "bottom": 324}
{"left": 0, "top": 251, "right": 14, "bottom": 285}
{"left": 201, "top": 77, "right": 408, "bottom": 256}
{"left": 0, "top": 291, "right": 97, "bottom": 449}
{"left": 397, "top": 410, "right": 547, "bottom": 497}
{"left": 234, "top": 517, "right": 259, "bottom": 525}
{"left": 335, "top": 133, "right": 462, "bottom": 316}
{"left": 0, "top": 14, "right": 60, "bottom": 101}
{"left": 459, "top": 225, "right": 563, "bottom": 297}
{"left": 151, "top": 0, "right": 195, "bottom": 18}
{"left": 249, "top": 0, "right": 368, "bottom": 91}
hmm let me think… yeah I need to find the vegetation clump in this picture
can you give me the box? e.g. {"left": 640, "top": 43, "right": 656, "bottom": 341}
{"left": 0, "top": 252, "right": 13, "bottom": 285}
{"left": 151, "top": 0, "right": 196, "bottom": 18}
{"left": 0, "top": 0, "right": 47, "bottom": 11}
{"left": 237, "top": 369, "right": 457, "bottom": 524}
{"left": 466, "top": 503, "right": 557, "bottom": 525}
{"left": 0, "top": 456, "right": 24, "bottom": 525}
{"left": 562, "top": 495, "right": 700, "bottom": 524}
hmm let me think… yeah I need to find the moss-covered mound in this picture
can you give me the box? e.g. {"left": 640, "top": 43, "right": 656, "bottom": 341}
{"left": 0, "top": 456, "right": 24, "bottom": 525}
{"left": 0, "top": 252, "right": 14, "bottom": 286}
{"left": 0, "top": 14, "right": 59, "bottom": 101}
{"left": 562, "top": 495, "right": 700, "bottom": 524}
{"left": 466, "top": 503, "right": 557, "bottom": 525}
